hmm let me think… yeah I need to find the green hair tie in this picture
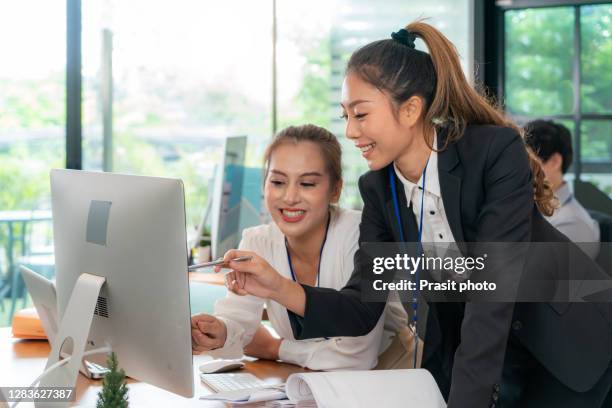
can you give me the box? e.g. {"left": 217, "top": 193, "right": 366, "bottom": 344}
{"left": 391, "top": 28, "right": 416, "bottom": 49}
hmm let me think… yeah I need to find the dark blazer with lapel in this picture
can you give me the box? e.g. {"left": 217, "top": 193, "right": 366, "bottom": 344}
{"left": 288, "top": 125, "right": 612, "bottom": 408}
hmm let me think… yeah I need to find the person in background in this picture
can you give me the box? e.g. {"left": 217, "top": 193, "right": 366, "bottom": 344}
{"left": 191, "top": 124, "right": 407, "bottom": 371}
{"left": 525, "top": 119, "right": 600, "bottom": 259}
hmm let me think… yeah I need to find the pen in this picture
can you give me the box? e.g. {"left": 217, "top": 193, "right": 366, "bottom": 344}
{"left": 188, "top": 256, "right": 252, "bottom": 271}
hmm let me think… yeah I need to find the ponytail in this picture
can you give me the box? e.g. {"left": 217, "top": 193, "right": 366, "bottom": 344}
{"left": 347, "top": 20, "right": 557, "bottom": 216}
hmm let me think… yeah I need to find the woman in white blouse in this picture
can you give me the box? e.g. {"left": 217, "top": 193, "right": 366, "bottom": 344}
{"left": 191, "top": 124, "right": 406, "bottom": 370}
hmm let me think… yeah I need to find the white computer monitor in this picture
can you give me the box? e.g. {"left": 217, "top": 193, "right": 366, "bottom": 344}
{"left": 50, "top": 169, "right": 193, "bottom": 398}
{"left": 210, "top": 136, "right": 247, "bottom": 259}
{"left": 238, "top": 166, "right": 269, "bottom": 232}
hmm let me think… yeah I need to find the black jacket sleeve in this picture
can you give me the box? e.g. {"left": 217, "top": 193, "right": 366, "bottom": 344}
{"left": 287, "top": 173, "right": 392, "bottom": 339}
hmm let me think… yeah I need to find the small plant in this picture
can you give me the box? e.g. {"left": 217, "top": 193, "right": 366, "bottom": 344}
{"left": 198, "top": 235, "right": 211, "bottom": 248}
{"left": 96, "top": 352, "right": 129, "bottom": 408}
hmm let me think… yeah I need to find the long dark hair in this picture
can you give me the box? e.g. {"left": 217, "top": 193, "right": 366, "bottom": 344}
{"left": 346, "top": 21, "right": 556, "bottom": 216}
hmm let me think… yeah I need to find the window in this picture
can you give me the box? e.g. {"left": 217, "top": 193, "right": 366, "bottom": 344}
{"left": 0, "top": 0, "right": 64, "bottom": 325}
{"left": 504, "top": 3, "right": 612, "bottom": 197}
{"left": 82, "top": 0, "right": 273, "bottom": 230}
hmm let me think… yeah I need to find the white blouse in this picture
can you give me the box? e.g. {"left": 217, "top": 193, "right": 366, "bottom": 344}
{"left": 210, "top": 207, "right": 408, "bottom": 370}
{"left": 393, "top": 134, "right": 457, "bottom": 253}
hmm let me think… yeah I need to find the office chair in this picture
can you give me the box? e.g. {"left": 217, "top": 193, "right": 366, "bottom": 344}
{"left": 575, "top": 180, "right": 612, "bottom": 217}
{"left": 588, "top": 210, "right": 612, "bottom": 277}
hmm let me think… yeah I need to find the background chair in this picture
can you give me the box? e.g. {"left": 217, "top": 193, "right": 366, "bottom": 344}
{"left": 575, "top": 180, "right": 612, "bottom": 217}
{"left": 588, "top": 210, "right": 612, "bottom": 277}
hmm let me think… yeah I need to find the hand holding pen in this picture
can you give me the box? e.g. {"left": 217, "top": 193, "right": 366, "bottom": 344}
{"left": 211, "top": 250, "right": 286, "bottom": 299}
{"left": 188, "top": 256, "right": 252, "bottom": 271}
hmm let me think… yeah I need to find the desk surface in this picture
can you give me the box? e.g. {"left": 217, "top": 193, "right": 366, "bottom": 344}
{"left": 189, "top": 272, "right": 225, "bottom": 286}
{"left": 0, "top": 328, "right": 306, "bottom": 407}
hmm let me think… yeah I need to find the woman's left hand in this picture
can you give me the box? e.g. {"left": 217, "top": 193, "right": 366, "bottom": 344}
{"left": 243, "top": 325, "right": 282, "bottom": 361}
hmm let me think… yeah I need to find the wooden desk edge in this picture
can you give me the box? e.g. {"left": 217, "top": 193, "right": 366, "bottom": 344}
{"left": 1, "top": 328, "right": 308, "bottom": 406}
{"left": 188, "top": 272, "right": 225, "bottom": 286}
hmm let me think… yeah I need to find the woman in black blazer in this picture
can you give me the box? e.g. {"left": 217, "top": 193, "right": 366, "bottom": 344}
{"left": 216, "top": 21, "right": 612, "bottom": 407}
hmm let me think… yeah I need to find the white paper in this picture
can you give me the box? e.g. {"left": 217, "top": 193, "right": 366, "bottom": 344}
{"left": 285, "top": 369, "right": 446, "bottom": 408}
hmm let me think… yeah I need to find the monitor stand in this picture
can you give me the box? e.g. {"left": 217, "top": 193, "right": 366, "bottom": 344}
{"left": 36, "top": 272, "right": 106, "bottom": 408}
{"left": 20, "top": 267, "right": 110, "bottom": 381}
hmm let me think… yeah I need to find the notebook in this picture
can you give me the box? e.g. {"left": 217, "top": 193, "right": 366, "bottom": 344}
{"left": 281, "top": 369, "right": 446, "bottom": 408}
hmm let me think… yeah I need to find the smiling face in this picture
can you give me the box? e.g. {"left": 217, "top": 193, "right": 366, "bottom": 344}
{"left": 340, "top": 72, "right": 425, "bottom": 170}
{"left": 264, "top": 141, "right": 340, "bottom": 240}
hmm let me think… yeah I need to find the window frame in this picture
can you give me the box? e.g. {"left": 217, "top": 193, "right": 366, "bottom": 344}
{"left": 484, "top": 0, "right": 612, "bottom": 178}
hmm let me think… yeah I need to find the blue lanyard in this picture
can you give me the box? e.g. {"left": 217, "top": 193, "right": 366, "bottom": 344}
{"left": 388, "top": 159, "right": 429, "bottom": 368}
{"left": 284, "top": 212, "right": 331, "bottom": 288}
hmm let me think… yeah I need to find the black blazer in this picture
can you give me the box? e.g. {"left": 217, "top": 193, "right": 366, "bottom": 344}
{"left": 287, "top": 125, "right": 612, "bottom": 408}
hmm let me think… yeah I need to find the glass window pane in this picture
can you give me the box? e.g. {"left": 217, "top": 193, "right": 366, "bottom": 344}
{"left": 277, "top": 0, "right": 473, "bottom": 209}
{"left": 83, "top": 0, "right": 273, "bottom": 231}
{"left": 581, "top": 120, "right": 612, "bottom": 164}
{"left": 581, "top": 4, "right": 612, "bottom": 114}
{"left": 505, "top": 7, "right": 574, "bottom": 116}
{"left": 0, "top": 1, "right": 65, "bottom": 326}
{"left": 581, "top": 174, "right": 612, "bottom": 198}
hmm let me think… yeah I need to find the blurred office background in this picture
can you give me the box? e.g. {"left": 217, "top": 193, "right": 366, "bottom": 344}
{"left": 1, "top": 0, "right": 611, "bottom": 327}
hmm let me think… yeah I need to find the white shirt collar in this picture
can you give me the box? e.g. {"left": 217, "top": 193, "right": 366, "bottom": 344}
{"left": 393, "top": 131, "right": 441, "bottom": 199}
{"left": 555, "top": 182, "right": 573, "bottom": 206}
